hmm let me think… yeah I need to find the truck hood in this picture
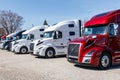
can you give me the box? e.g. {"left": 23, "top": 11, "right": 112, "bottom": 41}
{"left": 16, "top": 39, "right": 27, "bottom": 42}
{"left": 36, "top": 38, "right": 52, "bottom": 46}
{"left": 30, "top": 39, "right": 42, "bottom": 46}
{"left": 1, "top": 40, "right": 11, "bottom": 43}
{"left": 14, "top": 39, "right": 30, "bottom": 45}
{"left": 71, "top": 34, "right": 108, "bottom": 48}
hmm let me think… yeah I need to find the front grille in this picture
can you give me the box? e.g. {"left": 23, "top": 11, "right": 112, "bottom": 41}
{"left": 30, "top": 43, "right": 34, "bottom": 51}
{"left": 68, "top": 44, "right": 80, "bottom": 57}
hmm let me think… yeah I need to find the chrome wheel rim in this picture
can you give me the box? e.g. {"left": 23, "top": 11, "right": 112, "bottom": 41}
{"left": 47, "top": 50, "right": 54, "bottom": 57}
{"left": 101, "top": 55, "right": 109, "bottom": 67}
{"left": 21, "top": 48, "right": 27, "bottom": 53}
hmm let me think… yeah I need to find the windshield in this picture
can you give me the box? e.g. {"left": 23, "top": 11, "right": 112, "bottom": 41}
{"left": 22, "top": 34, "right": 28, "bottom": 39}
{"left": 13, "top": 36, "right": 17, "bottom": 40}
{"left": 84, "top": 25, "right": 108, "bottom": 35}
{"left": 6, "top": 37, "right": 13, "bottom": 40}
{"left": 30, "top": 34, "right": 34, "bottom": 40}
{"left": 43, "top": 31, "right": 54, "bottom": 38}
{"left": 6, "top": 37, "right": 9, "bottom": 40}
{"left": 1, "top": 38, "right": 5, "bottom": 41}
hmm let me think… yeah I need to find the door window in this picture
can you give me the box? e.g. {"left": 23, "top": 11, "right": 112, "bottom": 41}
{"left": 109, "top": 23, "right": 118, "bottom": 36}
{"left": 57, "top": 31, "right": 62, "bottom": 39}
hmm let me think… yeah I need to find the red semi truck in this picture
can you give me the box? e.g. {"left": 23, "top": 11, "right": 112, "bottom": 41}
{"left": 67, "top": 9, "right": 120, "bottom": 69}
{"left": 0, "top": 34, "right": 9, "bottom": 41}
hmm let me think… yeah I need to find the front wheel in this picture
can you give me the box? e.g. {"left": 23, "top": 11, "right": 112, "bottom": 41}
{"left": 45, "top": 48, "right": 55, "bottom": 58}
{"left": 4, "top": 45, "right": 8, "bottom": 50}
{"left": 98, "top": 52, "right": 111, "bottom": 70}
{"left": 20, "top": 47, "right": 28, "bottom": 54}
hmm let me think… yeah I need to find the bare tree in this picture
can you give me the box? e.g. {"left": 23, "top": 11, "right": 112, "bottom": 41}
{"left": 0, "top": 10, "right": 24, "bottom": 34}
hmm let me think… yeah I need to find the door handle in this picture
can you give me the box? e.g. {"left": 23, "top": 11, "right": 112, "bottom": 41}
{"left": 61, "top": 43, "right": 63, "bottom": 45}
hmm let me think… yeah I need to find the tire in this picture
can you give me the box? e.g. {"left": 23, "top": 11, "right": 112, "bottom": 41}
{"left": 45, "top": 48, "right": 55, "bottom": 58}
{"left": 4, "top": 45, "right": 8, "bottom": 50}
{"left": 98, "top": 52, "right": 111, "bottom": 70}
{"left": 7, "top": 45, "right": 10, "bottom": 51}
{"left": 20, "top": 47, "right": 28, "bottom": 54}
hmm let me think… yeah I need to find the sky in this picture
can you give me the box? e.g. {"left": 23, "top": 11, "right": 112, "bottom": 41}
{"left": 0, "top": 0, "right": 120, "bottom": 29}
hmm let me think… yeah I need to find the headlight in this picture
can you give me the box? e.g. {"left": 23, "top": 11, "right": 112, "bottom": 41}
{"left": 82, "top": 50, "right": 95, "bottom": 63}
{"left": 39, "top": 47, "right": 43, "bottom": 49}
{"left": 14, "top": 42, "right": 19, "bottom": 45}
{"left": 36, "top": 41, "right": 44, "bottom": 46}
{"left": 86, "top": 50, "right": 95, "bottom": 56}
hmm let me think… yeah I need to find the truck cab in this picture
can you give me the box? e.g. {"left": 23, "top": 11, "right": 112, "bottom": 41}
{"left": 0, "top": 33, "right": 16, "bottom": 49}
{"left": 32, "top": 20, "right": 81, "bottom": 58}
{"left": 0, "top": 34, "right": 8, "bottom": 48}
{"left": 0, "top": 30, "right": 25, "bottom": 50}
{"left": 67, "top": 9, "right": 120, "bottom": 69}
{"left": 0, "top": 34, "right": 8, "bottom": 41}
{"left": 12, "top": 26, "right": 48, "bottom": 54}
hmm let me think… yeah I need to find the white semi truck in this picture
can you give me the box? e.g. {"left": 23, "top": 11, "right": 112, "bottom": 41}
{"left": 30, "top": 20, "right": 82, "bottom": 58}
{"left": 0, "top": 32, "right": 16, "bottom": 49}
{"left": 12, "top": 26, "right": 48, "bottom": 54}
{"left": 0, "top": 30, "right": 26, "bottom": 49}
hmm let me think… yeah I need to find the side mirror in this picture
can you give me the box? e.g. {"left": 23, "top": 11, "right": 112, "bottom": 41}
{"left": 15, "top": 36, "right": 20, "bottom": 40}
{"left": 31, "top": 39, "right": 33, "bottom": 41}
{"left": 40, "top": 34, "right": 43, "bottom": 38}
{"left": 27, "top": 36, "right": 30, "bottom": 40}
{"left": 109, "top": 23, "right": 118, "bottom": 37}
{"left": 53, "top": 31, "right": 57, "bottom": 39}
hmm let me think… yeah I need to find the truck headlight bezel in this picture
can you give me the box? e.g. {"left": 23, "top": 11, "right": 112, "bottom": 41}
{"left": 36, "top": 41, "right": 44, "bottom": 46}
{"left": 86, "top": 50, "right": 95, "bottom": 57}
{"left": 14, "top": 42, "right": 19, "bottom": 45}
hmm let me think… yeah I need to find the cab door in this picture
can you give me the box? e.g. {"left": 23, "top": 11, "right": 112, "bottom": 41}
{"left": 53, "top": 31, "right": 67, "bottom": 54}
{"left": 108, "top": 23, "right": 120, "bottom": 62}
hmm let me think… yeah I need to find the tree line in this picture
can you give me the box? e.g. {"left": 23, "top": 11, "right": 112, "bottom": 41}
{"left": 0, "top": 10, "right": 49, "bottom": 35}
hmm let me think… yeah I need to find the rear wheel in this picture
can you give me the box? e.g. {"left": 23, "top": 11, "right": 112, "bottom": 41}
{"left": 98, "top": 52, "right": 111, "bottom": 70}
{"left": 45, "top": 48, "right": 55, "bottom": 58}
{"left": 20, "top": 47, "right": 28, "bottom": 54}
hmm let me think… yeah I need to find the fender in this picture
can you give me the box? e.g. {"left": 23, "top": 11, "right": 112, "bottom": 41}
{"left": 84, "top": 46, "right": 112, "bottom": 67}
{"left": 41, "top": 44, "right": 56, "bottom": 52}
{"left": 14, "top": 44, "right": 29, "bottom": 53}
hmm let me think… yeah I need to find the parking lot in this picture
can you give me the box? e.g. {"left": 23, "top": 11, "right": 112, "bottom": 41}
{"left": 0, "top": 49, "right": 120, "bottom": 80}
